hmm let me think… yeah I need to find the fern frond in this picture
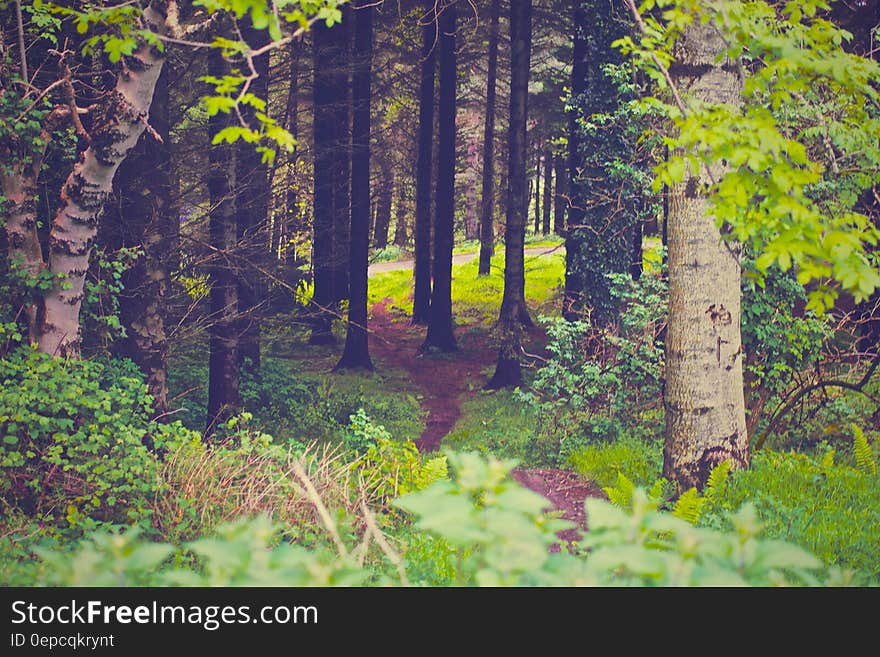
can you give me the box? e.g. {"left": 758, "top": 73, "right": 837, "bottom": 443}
{"left": 671, "top": 487, "right": 705, "bottom": 525}
{"left": 820, "top": 449, "right": 835, "bottom": 470}
{"left": 705, "top": 460, "right": 731, "bottom": 501}
{"left": 852, "top": 424, "right": 877, "bottom": 475}
{"left": 603, "top": 472, "right": 636, "bottom": 510}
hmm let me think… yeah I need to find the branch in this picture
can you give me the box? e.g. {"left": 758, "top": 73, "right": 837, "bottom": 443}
{"left": 754, "top": 350, "right": 880, "bottom": 449}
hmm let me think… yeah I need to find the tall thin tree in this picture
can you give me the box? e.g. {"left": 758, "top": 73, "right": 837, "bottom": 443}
{"left": 421, "top": 0, "right": 457, "bottom": 352}
{"left": 206, "top": 48, "right": 241, "bottom": 433}
{"left": 487, "top": 0, "right": 533, "bottom": 388}
{"left": 478, "top": 0, "right": 500, "bottom": 276}
{"left": 336, "top": 0, "right": 374, "bottom": 371}
{"left": 542, "top": 144, "right": 552, "bottom": 234}
{"left": 412, "top": 0, "right": 437, "bottom": 325}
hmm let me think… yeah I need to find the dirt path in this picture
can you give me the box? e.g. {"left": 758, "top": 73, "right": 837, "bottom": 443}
{"left": 368, "top": 297, "right": 604, "bottom": 546}
{"left": 369, "top": 244, "right": 565, "bottom": 275}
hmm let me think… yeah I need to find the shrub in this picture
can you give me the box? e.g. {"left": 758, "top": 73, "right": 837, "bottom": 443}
{"left": 0, "top": 348, "right": 194, "bottom": 525}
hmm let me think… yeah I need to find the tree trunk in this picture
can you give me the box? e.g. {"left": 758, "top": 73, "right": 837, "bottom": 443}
{"left": 478, "top": 0, "right": 500, "bottom": 276}
{"left": 487, "top": 0, "right": 532, "bottom": 389}
{"left": 663, "top": 20, "right": 748, "bottom": 492}
{"left": 421, "top": 0, "right": 457, "bottom": 352}
{"left": 336, "top": 0, "right": 373, "bottom": 372}
{"left": 564, "top": 0, "right": 588, "bottom": 321}
{"left": 112, "top": 66, "right": 173, "bottom": 415}
{"left": 310, "top": 21, "right": 341, "bottom": 344}
{"left": 393, "top": 181, "right": 408, "bottom": 247}
{"left": 533, "top": 155, "right": 541, "bottom": 234}
{"left": 412, "top": 0, "right": 436, "bottom": 325}
{"left": 236, "top": 23, "right": 270, "bottom": 374}
{"left": 284, "top": 39, "right": 301, "bottom": 267}
{"left": 373, "top": 159, "right": 392, "bottom": 249}
{"left": 36, "top": 5, "right": 168, "bottom": 357}
{"left": 464, "top": 139, "right": 479, "bottom": 241}
{"left": 332, "top": 7, "right": 352, "bottom": 306}
{"left": 206, "top": 48, "right": 240, "bottom": 434}
{"left": 542, "top": 145, "right": 552, "bottom": 235}
{"left": 553, "top": 152, "right": 565, "bottom": 235}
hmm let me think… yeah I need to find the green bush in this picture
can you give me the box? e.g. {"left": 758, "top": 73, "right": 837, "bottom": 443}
{"left": 567, "top": 432, "right": 663, "bottom": 489}
{"left": 519, "top": 272, "right": 666, "bottom": 464}
{"left": 0, "top": 347, "right": 194, "bottom": 525}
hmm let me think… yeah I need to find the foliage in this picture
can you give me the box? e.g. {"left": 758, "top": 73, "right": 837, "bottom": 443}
{"left": 703, "top": 447, "right": 880, "bottom": 582}
{"left": 347, "top": 410, "right": 447, "bottom": 505}
{"left": 80, "top": 246, "right": 142, "bottom": 354}
{"left": 520, "top": 272, "right": 666, "bottom": 464}
{"left": 0, "top": 347, "right": 194, "bottom": 525}
{"left": 445, "top": 389, "right": 541, "bottom": 463}
{"left": 567, "top": 433, "right": 663, "bottom": 489}
{"left": 741, "top": 261, "right": 832, "bottom": 396}
{"left": 618, "top": 0, "right": 880, "bottom": 312}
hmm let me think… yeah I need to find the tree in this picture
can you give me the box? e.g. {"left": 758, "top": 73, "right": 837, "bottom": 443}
{"left": 336, "top": 0, "right": 374, "bottom": 372}
{"left": 487, "top": 0, "right": 533, "bottom": 389}
{"left": 108, "top": 66, "right": 175, "bottom": 415}
{"left": 206, "top": 46, "right": 241, "bottom": 433}
{"left": 542, "top": 144, "right": 552, "bottom": 234}
{"left": 421, "top": 0, "right": 457, "bottom": 353}
{"left": 412, "top": 0, "right": 436, "bottom": 325}
{"left": 477, "top": 0, "right": 501, "bottom": 277}
{"left": 30, "top": 3, "right": 170, "bottom": 358}
{"left": 310, "top": 19, "right": 344, "bottom": 345}
{"left": 553, "top": 152, "right": 565, "bottom": 235}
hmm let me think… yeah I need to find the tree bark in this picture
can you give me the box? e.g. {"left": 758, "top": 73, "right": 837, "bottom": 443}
{"left": 663, "top": 20, "right": 748, "bottom": 492}
{"left": 36, "top": 4, "right": 168, "bottom": 357}
{"left": 478, "top": 0, "right": 500, "bottom": 277}
{"left": 542, "top": 145, "right": 552, "bottom": 235}
{"left": 393, "top": 181, "right": 408, "bottom": 247}
{"left": 284, "top": 39, "right": 301, "bottom": 268}
{"left": 236, "top": 22, "right": 270, "bottom": 374}
{"left": 421, "top": 0, "right": 457, "bottom": 352}
{"left": 564, "top": 0, "right": 587, "bottom": 321}
{"left": 331, "top": 7, "right": 352, "bottom": 306}
{"left": 553, "top": 152, "right": 565, "bottom": 235}
{"left": 206, "top": 47, "right": 241, "bottom": 434}
{"left": 310, "top": 21, "right": 342, "bottom": 344}
{"left": 112, "top": 65, "right": 173, "bottom": 415}
{"left": 373, "top": 158, "right": 392, "bottom": 249}
{"left": 487, "top": 0, "right": 532, "bottom": 389}
{"left": 533, "top": 154, "right": 541, "bottom": 234}
{"left": 336, "top": 0, "right": 373, "bottom": 372}
{"left": 412, "top": 0, "right": 436, "bottom": 325}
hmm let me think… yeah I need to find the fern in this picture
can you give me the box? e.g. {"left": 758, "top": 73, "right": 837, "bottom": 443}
{"left": 705, "top": 460, "right": 731, "bottom": 500}
{"left": 820, "top": 449, "right": 836, "bottom": 470}
{"left": 852, "top": 424, "right": 877, "bottom": 475}
{"left": 603, "top": 472, "right": 636, "bottom": 510}
{"left": 672, "top": 487, "right": 705, "bottom": 525}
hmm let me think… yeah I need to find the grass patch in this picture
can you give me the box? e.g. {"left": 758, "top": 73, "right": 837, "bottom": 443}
{"left": 444, "top": 389, "right": 540, "bottom": 463}
{"left": 567, "top": 435, "right": 664, "bottom": 490}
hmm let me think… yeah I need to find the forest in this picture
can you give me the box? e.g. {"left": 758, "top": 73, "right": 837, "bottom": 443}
{"left": 0, "top": 0, "right": 879, "bottom": 589}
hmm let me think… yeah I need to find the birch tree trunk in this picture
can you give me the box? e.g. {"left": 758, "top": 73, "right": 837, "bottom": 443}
{"left": 37, "top": 4, "right": 168, "bottom": 357}
{"left": 663, "top": 20, "right": 748, "bottom": 492}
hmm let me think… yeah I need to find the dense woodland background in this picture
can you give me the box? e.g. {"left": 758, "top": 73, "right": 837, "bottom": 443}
{"left": 1, "top": 0, "right": 880, "bottom": 587}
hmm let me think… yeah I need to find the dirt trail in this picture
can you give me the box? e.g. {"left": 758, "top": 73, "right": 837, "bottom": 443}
{"left": 368, "top": 298, "right": 604, "bottom": 545}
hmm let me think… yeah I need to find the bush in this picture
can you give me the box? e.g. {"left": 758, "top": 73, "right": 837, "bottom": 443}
{"left": 519, "top": 272, "right": 666, "bottom": 464}
{"left": 0, "top": 348, "right": 194, "bottom": 525}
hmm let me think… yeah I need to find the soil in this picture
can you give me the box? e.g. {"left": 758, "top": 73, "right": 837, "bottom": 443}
{"left": 369, "top": 297, "right": 605, "bottom": 545}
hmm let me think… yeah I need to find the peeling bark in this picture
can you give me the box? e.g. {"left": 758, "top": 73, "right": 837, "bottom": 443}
{"left": 36, "top": 4, "right": 168, "bottom": 358}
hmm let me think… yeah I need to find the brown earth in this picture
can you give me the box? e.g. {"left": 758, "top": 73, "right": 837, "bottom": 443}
{"left": 369, "top": 297, "right": 604, "bottom": 545}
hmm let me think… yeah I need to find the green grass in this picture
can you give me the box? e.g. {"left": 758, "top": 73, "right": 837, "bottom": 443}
{"left": 568, "top": 435, "right": 664, "bottom": 490}
{"left": 369, "top": 249, "right": 566, "bottom": 325}
{"left": 444, "top": 388, "right": 541, "bottom": 462}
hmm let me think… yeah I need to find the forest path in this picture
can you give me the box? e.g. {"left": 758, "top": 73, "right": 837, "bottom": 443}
{"left": 368, "top": 244, "right": 564, "bottom": 275}
{"left": 368, "top": 298, "right": 604, "bottom": 546}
